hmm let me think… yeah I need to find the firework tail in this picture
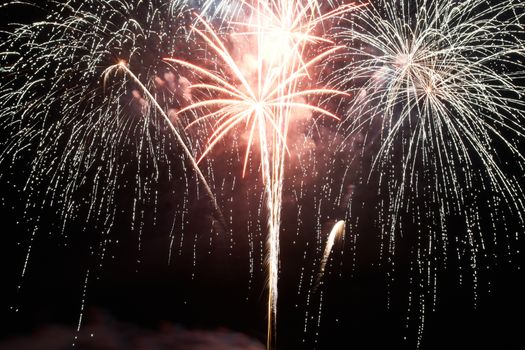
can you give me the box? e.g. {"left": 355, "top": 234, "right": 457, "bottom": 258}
{"left": 313, "top": 220, "right": 345, "bottom": 292}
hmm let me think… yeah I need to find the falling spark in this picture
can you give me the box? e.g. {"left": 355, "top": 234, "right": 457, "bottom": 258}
{"left": 103, "top": 61, "right": 226, "bottom": 229}
{"left": 314, "top": 220, "right": 345, "bottom": 291}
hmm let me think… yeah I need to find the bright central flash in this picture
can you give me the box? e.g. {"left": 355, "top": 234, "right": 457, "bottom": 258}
{"left": 164, "top": 1, "right": 357, "bottom": 347}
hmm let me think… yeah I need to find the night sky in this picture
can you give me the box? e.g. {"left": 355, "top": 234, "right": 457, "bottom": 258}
{"left": 1, "top": 1, "right": 524, "bottom": 349}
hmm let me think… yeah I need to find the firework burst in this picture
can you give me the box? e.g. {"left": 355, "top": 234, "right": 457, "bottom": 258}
{"left": 163, "top": 3, "right": 355, "bottom": 344}
{"left": 331, "top": 0, "right": 525, "bottom": 214}
{"left": 328, "top": 0, "right": 525, "bottom": 343}
{"left": 0, "top": 0, "right": 206, "bottom": 242}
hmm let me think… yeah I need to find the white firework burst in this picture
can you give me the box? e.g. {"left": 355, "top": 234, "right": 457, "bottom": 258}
{"left": 328, "top": 0, "right": 525, "bottom": 344}
{"left": 330, "top": 0, "right": 525, "bottom": 240}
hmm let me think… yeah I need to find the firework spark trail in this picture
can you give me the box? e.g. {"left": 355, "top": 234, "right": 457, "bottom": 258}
{"left": 314, "top": 220, "right": 345, "bottom": 291}
{"left": 166, "top": 2, "right": 356, "bottom": 346}
{"left": 102, "top": 61, "right": 226, "bottom": 230}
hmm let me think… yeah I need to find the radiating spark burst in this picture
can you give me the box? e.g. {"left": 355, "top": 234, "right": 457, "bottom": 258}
{"left": 164, "top": 3, "right": 354, "bottom": 344}
{"left": 332, "top": 0, "right": 525, "bottom": 213}
{"left": 0, "top": 0, "right": 202, "bottom": 264}
{"left": 0, "top": 1, "right": 247, "bottom": 330}
{"left": 328, "top": 0, "right": 525, "bottom": 343}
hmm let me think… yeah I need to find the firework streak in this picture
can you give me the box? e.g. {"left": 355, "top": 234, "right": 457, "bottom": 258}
{"left": 314, "top": 220, "right": 345, "bottom": 291}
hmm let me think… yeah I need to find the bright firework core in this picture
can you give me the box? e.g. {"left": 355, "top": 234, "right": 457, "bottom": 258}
{"left": 163, "top": 3, "right": 355, "bottom": 346}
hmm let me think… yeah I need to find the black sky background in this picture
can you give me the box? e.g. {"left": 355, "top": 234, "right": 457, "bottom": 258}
{"left": 1, "top": 1, "right": 525, "bottom": 349}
